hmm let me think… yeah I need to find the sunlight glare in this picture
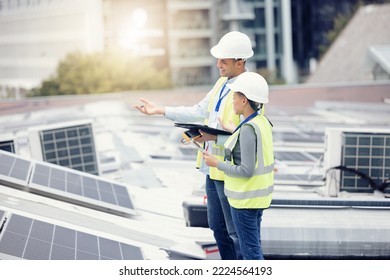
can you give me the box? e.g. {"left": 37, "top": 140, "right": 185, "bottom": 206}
{"left": 132, "top": 8, "right": 148, "bottom": 29}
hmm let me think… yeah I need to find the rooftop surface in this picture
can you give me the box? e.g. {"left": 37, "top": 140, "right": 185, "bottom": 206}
{"left": 0, "top": 82, "right": 390, "bottom": 259}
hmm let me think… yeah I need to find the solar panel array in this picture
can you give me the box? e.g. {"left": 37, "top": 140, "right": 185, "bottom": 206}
{"left": 275, "top": 174, "right": 324, "bottom": 186}
{"left": 31, "top": 163, "right": 135, "bottom": 210}
{"left": 0, "top": 212, "right": 144, "bottom": 260}
{"left": 273, "top": 131, "right": 324, "bottom": 143}
{"left": 0, "top": 150, "right": 136, "bottom": 217}
{"left": 39, "top": 124, "right": 99, "bottom": 175}
{"left": 0, "top": 140, "right": 15, "bottom": 153}
{"left": 340, "top": 132, "right": 390, "bottom": 193}
{"left": 274, "top": 151, "right": 323, "bottom": 162}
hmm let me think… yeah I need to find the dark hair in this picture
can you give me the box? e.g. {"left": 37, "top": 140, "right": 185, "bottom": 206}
{"left": 237, "top": 92, "right": 262, "bottom": 111}
{"left": 249, "top": 100, "right": 262, "bottom": 111}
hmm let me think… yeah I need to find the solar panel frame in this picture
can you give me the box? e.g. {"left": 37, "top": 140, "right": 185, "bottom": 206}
{"left": 0, "top": 212, "right": 145, "bottom": 260}
{"left": 0, "top": 150, "right": 137, "bottom": 217}
{"left": 28, "top": 161, "right": 137, "bottom": 217}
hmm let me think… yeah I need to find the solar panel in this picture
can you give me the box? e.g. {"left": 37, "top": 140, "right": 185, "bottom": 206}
{"left": 340, "top": 132, "right": 390, "bottom": 193}
{"left": 29, "top": 120, "right": 100, "bottom": 175}
{"left": 274, "top": 151, "right": 322, "bottom": 162}
{"left": 0, "top": 150, "right": 32, "bottom": 187}
{"left": 0, "top": 150, "right": 136, "bottom": 217}
{"left": 0, "top": 212, "right": 144, "bottom": 260}
{"left": 274, "top": 131, "right": 324, "bottom": 143}
{"left": 275, "top": 174, "right": 324, "bottom": 186}
{"left": 0, "top": 140, "right": 15, "bottom": 153}
{"left": 29, "top": 162, "right": 136, "bottom": 216}
{"left": 271, "top": 198, "right": 390, "bottom": 208}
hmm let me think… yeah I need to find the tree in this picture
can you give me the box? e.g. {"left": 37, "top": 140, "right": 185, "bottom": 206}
{"left": 29, "top": 50, "right": 172, "bottom": 96}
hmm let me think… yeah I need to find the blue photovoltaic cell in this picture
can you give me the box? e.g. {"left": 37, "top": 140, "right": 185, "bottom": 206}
{"left": 0, "top": 213, "right": 144, "bottom": 260}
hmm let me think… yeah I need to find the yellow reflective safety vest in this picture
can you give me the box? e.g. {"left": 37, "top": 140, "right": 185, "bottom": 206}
{"left": 223, "top": 114, "right": 274, "bottom": 209}
{"left": 195, "top": 77, "right": 240, "bottom": 181}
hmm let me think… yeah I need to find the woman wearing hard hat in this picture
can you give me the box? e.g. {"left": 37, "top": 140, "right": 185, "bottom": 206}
{"left": 203, "top": 72, "right": 274, "bottom": 260}
{"left": 135, "top": 31, "right": 254, "bottom": 260}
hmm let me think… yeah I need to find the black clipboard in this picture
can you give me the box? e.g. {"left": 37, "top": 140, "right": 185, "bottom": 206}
{"left": 174, "top": 122, "right": 232, "bottom": 136}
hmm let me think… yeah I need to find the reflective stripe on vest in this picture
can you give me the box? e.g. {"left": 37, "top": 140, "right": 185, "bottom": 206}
{"left": 195, "top": 77, "right": 240, "bottom": 181}
{"left": 225, "top": 185, "right": 274, "bottom": 200}
{"left": 223, "top": 115, "right": 274, "bottom": 209}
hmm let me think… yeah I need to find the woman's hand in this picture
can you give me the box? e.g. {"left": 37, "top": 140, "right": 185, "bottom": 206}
{"left": 203, "top": 152, "right": 219, "bottom": 167}
{"left": 197, "top": 130, "right": 217, "bottom": 142}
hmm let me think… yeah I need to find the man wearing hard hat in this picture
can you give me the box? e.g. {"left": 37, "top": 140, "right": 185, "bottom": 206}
{"left": 203, "top": 72, "right": 274, "bottom": 260}
{"left": 134, "top": 31, "right": 254, "bottom": 260}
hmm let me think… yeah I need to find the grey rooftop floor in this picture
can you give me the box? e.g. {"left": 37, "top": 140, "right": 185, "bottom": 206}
{"left": 0, "top": 83, "right": 390, "bottom": 259}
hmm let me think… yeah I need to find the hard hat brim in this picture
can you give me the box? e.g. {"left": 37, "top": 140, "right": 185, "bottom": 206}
{"left": 228, "top": 84, "right": 269, "bottom": 104}
{"left": 210, "top": 46, "right": 254, "bottom": 59}
{"left": 226, "top": 73, "right": 269, "bottom": 104}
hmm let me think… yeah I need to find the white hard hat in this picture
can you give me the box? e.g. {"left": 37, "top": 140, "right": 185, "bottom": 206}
{"left": 210, "top": 31, "right": 254, "bottom": 59}
{"left": 227, "top": 72, "right": 269, "bottom": 103}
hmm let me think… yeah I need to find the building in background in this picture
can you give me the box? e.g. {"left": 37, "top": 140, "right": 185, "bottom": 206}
{"left": 0, "top": 0, "right": 296, "bottom": 90}
{"left": 102, "top": 0, "right": 169, "bottom": 70}
{"left": 0, "top": 0, "right": 104, "bottom": 97}
{"left": 96, "top": 0, "right": 296, "bottom": 86}
{"left": 166, "top": 0, "right": 215, "bottom": 86}
{"left": 105, "top": 0, "right": 295, "bottom": 86}
{"left": 1, "top": 0, "right": 389, "bottom": 94}
{"left": 165, "top": 0, "right": 296, "bottom": 85}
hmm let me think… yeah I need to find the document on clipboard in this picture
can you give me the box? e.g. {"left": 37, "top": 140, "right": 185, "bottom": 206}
{"left": 174, "top": 123, "right": 232, "bottom": 136}
{"left": 175, "top": 123, "right": 231, "bottom": 154}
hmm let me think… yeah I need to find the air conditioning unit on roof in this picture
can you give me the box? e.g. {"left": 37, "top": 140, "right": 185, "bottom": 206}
{"left": 28, "top": 119, "right": 101, "bottom": 176}
{"left": 324, "top": 127, "right": 390, "bottom": 197}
